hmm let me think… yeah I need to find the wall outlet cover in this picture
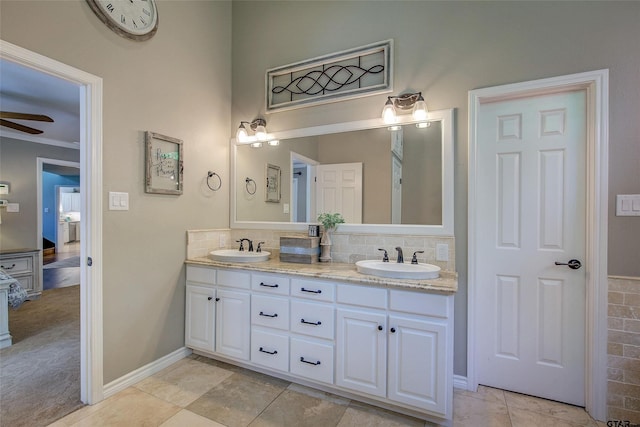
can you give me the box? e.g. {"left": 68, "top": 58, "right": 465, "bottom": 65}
{"left": 436, "top": 243, "right": 449, "bottom": 261}
{"left": 6, "top": 203, "right": 19, "bottom": 213}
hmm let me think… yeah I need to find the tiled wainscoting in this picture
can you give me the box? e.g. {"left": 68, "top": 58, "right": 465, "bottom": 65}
{"left": 186, "top": 228, "right": 455, "bottom": 272}
{"left": 608, "top": 276, "right": 640, "bottom": 423}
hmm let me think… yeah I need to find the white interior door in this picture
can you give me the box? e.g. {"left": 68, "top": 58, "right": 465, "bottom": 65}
{"left": 475, "top": 90, "right": 587, "bottom": 406}
{"left": 315, "top": 163, "right": 362, "bottom": 223}
{"left": 391, "top": 155, "right": 402, "bottom": 224}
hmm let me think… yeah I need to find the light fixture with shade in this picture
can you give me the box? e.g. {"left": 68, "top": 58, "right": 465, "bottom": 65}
{"left": 381, "top": 92, "right": 429, "bottom": 127}
{"left": 236, "top": 118, "right": 268, "bottom": 143}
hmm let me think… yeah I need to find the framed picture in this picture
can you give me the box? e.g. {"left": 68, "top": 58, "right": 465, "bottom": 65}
{"left": 265, "top": 163, "right": 281, "bottom": 203}
{"left": 145, "top": 131, "right": 183, "bottom": 195}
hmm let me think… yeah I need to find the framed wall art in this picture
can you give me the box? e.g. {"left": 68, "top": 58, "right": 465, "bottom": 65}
{"left": 265, "top": 163, "right": 281, "bottom": 203}
{"left": 145, "top": 131, "right": 183, "bottom": 195}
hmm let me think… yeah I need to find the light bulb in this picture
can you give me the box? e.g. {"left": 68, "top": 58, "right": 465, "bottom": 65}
{"left": 236, "top": 124, "right": 248, "bottom": 142}
{"left": 255, "top": 125, "right": 267, "bottom": 141}
{"left": 382, "top": 98, "right": 397, "bottom": 124}
{"left": 412, "top": 95, "right": 428, "bottom": 121}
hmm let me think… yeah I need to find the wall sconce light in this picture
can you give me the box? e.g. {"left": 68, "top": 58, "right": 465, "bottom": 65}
{"left": 236, "top": 118, "right": 268, "bottom": 143}
{"left": 381, "top": 92, "right": 428, "bottom": 125}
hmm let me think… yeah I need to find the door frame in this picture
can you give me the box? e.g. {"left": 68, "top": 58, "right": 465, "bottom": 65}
{"left": 1, "top": 40, "right": 104, "bottom": 404}
{"left": 467, "top": 70, "right": 608, "bottom": 420}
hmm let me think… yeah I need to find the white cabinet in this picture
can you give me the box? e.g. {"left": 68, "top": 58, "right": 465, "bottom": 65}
{"left": 0, "top": 249, "right": 41, "bottom": 298}
{"left": 185, "top": 266, "right": 250, "bottom": 360}
{"left": 185, "top": 284, "right": 215, "bottom": 352}
{"left": 185, "top": 264, "right": 454, "bottom": 423}
{"left": 336, "top": 308, "right": 387, "bottom": 397}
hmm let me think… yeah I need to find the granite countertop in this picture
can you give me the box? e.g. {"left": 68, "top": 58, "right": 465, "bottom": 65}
{"left": 186, "top": 256, "right": 457, "bottom": 295}
{"left": 0, "top": 248, "right": 40, "bottom": 255}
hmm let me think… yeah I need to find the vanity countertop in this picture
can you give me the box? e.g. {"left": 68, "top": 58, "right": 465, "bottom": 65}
{"left": 186, "top": 256, "right": 457, "bottom": 295}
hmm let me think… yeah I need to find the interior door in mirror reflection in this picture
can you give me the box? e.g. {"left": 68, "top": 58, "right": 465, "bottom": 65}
{"left": 265, "top": 163, "right": 281, "bottom": 203}
{"left": 316, "top": 163, "right": 362, "bottom": 224}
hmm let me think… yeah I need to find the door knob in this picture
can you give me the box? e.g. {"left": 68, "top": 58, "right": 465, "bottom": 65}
{"left": 555, "top": 259, "right": 582, "bottom": 270}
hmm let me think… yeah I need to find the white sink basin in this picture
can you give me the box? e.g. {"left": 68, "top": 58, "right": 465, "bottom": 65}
{"left": 209, "top": 249, "right": 270, "bottom": 263}
{"left": 355, "top": 260, "right": 440, "bottom": 280}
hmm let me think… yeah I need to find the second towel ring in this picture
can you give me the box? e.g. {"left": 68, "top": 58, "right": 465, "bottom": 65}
{"left": 207, "top": 171, "right": 222, "bottom": 191}
{"left": 245, "top": 177, "right": 257, "bottom": 195}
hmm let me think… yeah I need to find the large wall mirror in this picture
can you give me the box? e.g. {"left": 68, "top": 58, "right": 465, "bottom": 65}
{"left": 231, "top": 108, "right": 454, "bottom": 235}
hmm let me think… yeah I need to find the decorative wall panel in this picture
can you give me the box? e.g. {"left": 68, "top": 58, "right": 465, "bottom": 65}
{"left": 266, "top": 40, "right": 392, "bottom": 112}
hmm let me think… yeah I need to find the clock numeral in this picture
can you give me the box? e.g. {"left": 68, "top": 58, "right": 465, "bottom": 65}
{"left": 142, "top": 8, "right": 150, "bottom": 16}
{"left": 106, "top": 3, "right": 114, "bottom": 13}
{"left": 140, "top": 17, "right": 147, "bottom": 25}
{"left": 132, "top": 19, "right": 138, "bottom": 29}
{"left": 120, "top": 14, "right": 126, "bottom": 24}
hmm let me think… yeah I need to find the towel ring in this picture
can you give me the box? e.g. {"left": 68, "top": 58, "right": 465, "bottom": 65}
{"left": 206, "top": 171, "right": 222, "bottom": 191}
{"left": 245, "top": 177, "right": 257, "bottom": 195}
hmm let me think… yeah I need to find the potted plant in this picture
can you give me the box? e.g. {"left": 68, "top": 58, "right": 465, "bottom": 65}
{"left": 317, "top": 212, "right": 345, "bottom": 262}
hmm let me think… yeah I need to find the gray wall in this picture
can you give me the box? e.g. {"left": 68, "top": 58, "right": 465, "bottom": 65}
{"left": 232, "top": 1, "right": 640, "bottom": 376}
{"left": 0, "top": 0, "right": 231, "bottom": 382}
{"left": 0, "top": 138, "right": 80, "bottom": 247}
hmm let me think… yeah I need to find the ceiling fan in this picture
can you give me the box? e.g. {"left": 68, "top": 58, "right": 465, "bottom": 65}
{"left": 0, "top": 111, "right": 54, "bottom": 135}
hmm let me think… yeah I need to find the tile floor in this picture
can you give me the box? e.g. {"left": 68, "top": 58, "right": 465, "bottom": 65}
{"left": 49, "top": 354, "right": 605, "bottom": 427}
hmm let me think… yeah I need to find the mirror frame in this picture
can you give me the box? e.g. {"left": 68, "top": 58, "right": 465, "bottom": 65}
{"left": 230, "top": 108, "right": 455, "bottom": 236}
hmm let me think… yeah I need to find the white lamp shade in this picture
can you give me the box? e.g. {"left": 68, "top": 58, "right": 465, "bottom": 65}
{"left": 236, "top": 125, "right": 249, "bottom": 142}
{"left": 412, "top": 99, "right": 428, "bottom": 121}
{"left": 382, "top": 102, "right": 397, "bottom": 124}
{"left": 255, "top": 125, "right": 267, "bottom": 141}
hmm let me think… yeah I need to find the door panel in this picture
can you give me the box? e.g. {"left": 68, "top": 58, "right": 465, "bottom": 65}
{"left": 316, "top": 163, "right": 362, "bottom": 223}
{"left": 476, "top": 90, "right": 586, "bottom": 406}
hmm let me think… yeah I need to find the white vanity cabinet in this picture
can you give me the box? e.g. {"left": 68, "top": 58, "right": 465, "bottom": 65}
{"left": 185, "top": 264, "right": 454, "bottom": 424}
{"left": 185, "top": 266, "right": 251, "bottom": 360}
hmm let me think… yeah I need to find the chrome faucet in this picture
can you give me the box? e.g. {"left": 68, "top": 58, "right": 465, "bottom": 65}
{"left": 395, "top": 246, "right": 404, "bottom": 263}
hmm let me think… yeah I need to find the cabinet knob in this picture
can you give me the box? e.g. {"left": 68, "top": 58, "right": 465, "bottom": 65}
{"left": 390, "top": 327, "right": 396, "bottom": 333}
{"left": 215, "top": 297, "right": 220, "bottom": 302}
{"left": 207, "top": 296, "right": 213, "bottom": 301}
{"left": 377, "top": 325, "right": 383, "bottom": 331}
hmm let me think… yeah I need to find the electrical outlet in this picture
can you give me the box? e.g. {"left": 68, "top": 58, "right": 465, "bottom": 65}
{"left": 219, "top": 234, "right": 227, "bottom": 248}
{"left": 436, "top": 243, "right": 449, "bottom": 261}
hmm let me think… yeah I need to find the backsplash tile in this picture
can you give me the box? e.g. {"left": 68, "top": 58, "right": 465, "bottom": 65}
{"left": 187, "top": 229, "right": 455, "bottom": 272}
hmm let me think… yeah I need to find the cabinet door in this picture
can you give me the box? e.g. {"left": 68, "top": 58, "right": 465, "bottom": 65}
{"left": 71, "top": 193, "right": 81, "bottom": 211}
{"left": 185, "top": 284, "right": 215, "bottom": 352}
{"left": 336, "top": 308, "right": 386, "bottom": 397}
{"left": 388, "top": 315, "right": 447, "bottom": 414}
{"left": 216, "top": 288, "right": 251, "bottom": 360}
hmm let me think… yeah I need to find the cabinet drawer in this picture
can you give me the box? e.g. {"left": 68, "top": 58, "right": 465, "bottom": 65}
{"left": 217, "top": 269, "right": 251, "bottom": 289}
{"left": 252, "top": 295, "right": 289, "bottom": 330}
{"left": 290, "top": 300, "right": 334, "bottom": 340}
{"left": 251, "top": 328, "right": 289, "bottom": 372}
{"left": 389, "top": 290, "right": 450, "bottom": 318}
{"left": 13, "top": 275, "right": 34, "bottom": 293}
{"left": 0, "top": 257, "right": 33, "bottom": 275}
{"left": 290, "top": 278, "right": 335, "bottom": 302}
{"left": 290, "top": 337, "right": 334, "bottom": 384}
{"left": 252, "top": 273, "right": 290, "bottom": 295}
{"left": 186, "top": 266, "right": 215, "bottom": 285}
{"left": 337, "top": 284, "right": 387, "bottom": 309}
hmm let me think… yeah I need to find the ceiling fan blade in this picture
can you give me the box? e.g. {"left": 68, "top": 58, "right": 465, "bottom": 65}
{"left": 0, "top": 119, "right": 44, "bottom": 134}
{"left": 0, "top": 111, "right": 54, "bottom": 122}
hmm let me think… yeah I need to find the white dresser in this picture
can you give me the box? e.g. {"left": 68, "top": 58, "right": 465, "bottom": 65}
{"left": 0, "top": 248, "right": 42, "bottom": 299}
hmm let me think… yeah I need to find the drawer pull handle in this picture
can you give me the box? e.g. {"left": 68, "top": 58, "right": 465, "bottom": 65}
{"left": 260, "top": 282, "right": 279, "bottom": 288}
{"left": 300, "top": 357, "right": 321, "bottom": 366}
{"left": 300, "top": 319, "right": 321, "bottom": 326}
{"left": 301, "top": 287, "right": 321, "bottom": 294}
{"left": 259, "top": 347, "right": 278, "bottom": 355}
{"left": 259, "top": 311, "right": 278, "bottom": 318}
{"left": 1, "top": 264, "right": 16, "bottom": 270}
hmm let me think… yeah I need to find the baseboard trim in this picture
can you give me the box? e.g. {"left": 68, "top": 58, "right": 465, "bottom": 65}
{"left": 453, "top": 375, "right": 468, "bottom": 390}
{"left": 103, "top": 347, "right": 192, "bottom": 399}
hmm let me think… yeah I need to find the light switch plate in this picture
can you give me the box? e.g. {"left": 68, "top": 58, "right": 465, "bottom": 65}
{"left": 6, "top": 203, "right": 19, "bottom": 213}
{"left": 109, "top": 192, "right": 129, "bottom": 211}
{"left": 616, "top": 194, "right": 640, "bottom": 216}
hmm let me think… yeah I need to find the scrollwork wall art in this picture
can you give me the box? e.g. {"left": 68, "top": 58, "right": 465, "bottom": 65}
{"left": 266, "top": 40, "right": 393, "bottom": 112}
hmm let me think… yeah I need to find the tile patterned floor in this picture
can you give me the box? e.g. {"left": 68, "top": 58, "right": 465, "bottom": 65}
{"left": 49, "top": 354, "right": 606, "bottom": 427}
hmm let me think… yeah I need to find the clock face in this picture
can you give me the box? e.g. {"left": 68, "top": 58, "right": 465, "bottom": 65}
{"left": 87, "top": 0, "right": 158, "bottom": 41}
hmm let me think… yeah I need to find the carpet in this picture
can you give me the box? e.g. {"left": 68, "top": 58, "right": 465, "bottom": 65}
{"left": 43, "top": 256, "right": 80, "bottom": 269}
{"left": 0, "top": 285, "right": 84, "bottom": 426}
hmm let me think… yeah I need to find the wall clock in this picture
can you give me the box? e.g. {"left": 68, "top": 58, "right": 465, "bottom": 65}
{"left": 86, "top": 0, "right": 158, "bottom": 41}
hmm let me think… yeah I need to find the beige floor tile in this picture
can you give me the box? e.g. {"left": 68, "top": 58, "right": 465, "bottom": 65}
{"left": 160, "top": 409, "right": 227, "bottom": 427}
{"left": 337, "top": 401, "right": 425, "bottom": 427}
{"left": 504, "top": 391, "right": 595, "bottom": 426}
{"left": 249, "top": 388, "right": 349, "bottom": 427}
{"left": 453, "top": 391, "right": 512, "bottom": 427}
{"left": 134, "top": 357, "right": 234, "bottom": 407}
{"left": 454, "top": 385, "right": 507, "bottom": 405}
{"left": 64, "top": 387, "right": 180, "bottom": 427}
{"left": 508, "top": 406, "right": 599, "bottom": 427}
{"left": 187, "top": 371, "right": 288, "bottom": 427}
